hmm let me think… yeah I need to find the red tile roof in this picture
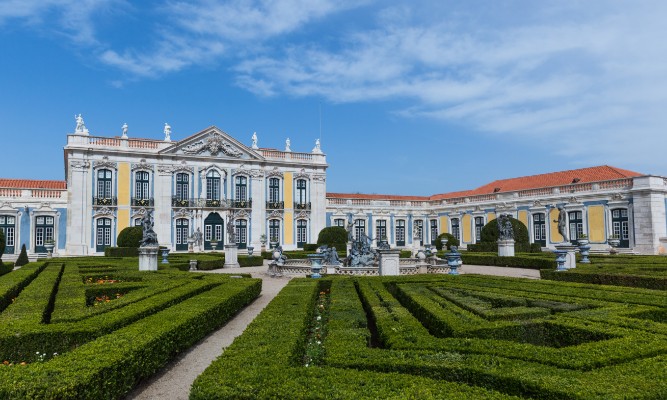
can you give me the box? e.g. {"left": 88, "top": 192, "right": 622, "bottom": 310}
{"left": 328, "top": 166, "right": 643, "bottom": 201}
{"left": 0, "top": 179, "right": 66, "bottom": 190}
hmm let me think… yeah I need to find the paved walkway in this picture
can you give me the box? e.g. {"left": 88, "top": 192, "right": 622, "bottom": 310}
{"left": 126, "top": 262, "right": 539, "bottom": 399}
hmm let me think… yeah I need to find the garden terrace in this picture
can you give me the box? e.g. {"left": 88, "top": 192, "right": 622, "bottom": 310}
{"left": 0, "top": 258, "right": 260, "bottom": 399}
{"left": 193, "top": 275, "right": 667, "bottom": 399}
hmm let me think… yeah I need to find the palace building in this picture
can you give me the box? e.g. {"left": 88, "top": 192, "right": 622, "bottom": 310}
{"left": 0, "top": 120, "right": 666, "bottom": 259}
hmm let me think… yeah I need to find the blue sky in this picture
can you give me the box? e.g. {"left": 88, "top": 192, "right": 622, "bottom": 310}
{"left": 1, "top": 0, "right": 666, "bottom": 196}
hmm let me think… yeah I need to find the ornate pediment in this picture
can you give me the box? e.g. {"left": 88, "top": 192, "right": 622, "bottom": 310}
{"left": 132, "top": 159, "right": 154, "bottom": 172}
{"left": 294, "top": 168, "right": 310, "bottom": 180}
{"left": 160, "top": 127, "right": 263, "bottom": 160}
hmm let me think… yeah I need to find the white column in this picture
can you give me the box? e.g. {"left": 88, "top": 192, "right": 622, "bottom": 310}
{"left": 310, "top": 176, "right": 327, "bottom": 244}
{"left": 250, "top": 174, "right": 263, "bottom": 250}
{"left": 66, "top": 161, "right": 91, "bottom": 255}
{"left": 155, "top": 170, "right": 173, "bottom": 249}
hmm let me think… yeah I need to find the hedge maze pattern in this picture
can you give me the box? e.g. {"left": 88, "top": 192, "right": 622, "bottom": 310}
{"left": 0, "top": 260, "right": 261, "bottom": 399}
{"left": 193, "top": 275, "right": 666, "bottom": 399}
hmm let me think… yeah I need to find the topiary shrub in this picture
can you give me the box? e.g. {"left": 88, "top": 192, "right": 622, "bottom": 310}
{"left": 303, "top": 244, "right": 319, "bottom": 251}
{"left": 317, "top": 227, "right": 348, "bottom": 249}
{"left": 480, "top": 217, "right": 529, "bottom": 245}
{"left": 15, "top": 244, "right": 29, "bottom": 267}
{"left": 0, "top": 229, "right": 4, "bottom": 262}
{"left": 117, "top": 226, "right": 143, "bottom": 248}
{"left": 435, "top": 233, "right": 459, "bottom": 250}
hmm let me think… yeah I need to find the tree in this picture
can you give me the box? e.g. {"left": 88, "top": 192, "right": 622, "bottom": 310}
{"left": 15, "top": 244, "right": 29, "bottom": 267}
{"left": 480, "top": 217, "right": 529, "bottom": 245}
{"left": 117, "top": 226, "right": 143, "bottom": 248}
{"left": 317, "top": 226, "right": 348, "bottom": 249}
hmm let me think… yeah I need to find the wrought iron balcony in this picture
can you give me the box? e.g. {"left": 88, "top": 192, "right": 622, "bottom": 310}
{"left": 205, "top": 199, "right": 226, "bottom": 208}
{"left": 93, "top": 197, "right": 117, "bottom": 206}
{"left": 266, "top": 201, "right": 284, "bottom": 210}
{"left": 132, "top": 198, "right": 154, "bottom": 207}
{"left": 172, "top": 197, "right": 193, "bottom": 207}
{"left": 295, "top": 202, "right": 311, "bottom": 210}
{"left": 232, "top": 199, "right": 252, "bottom": 209}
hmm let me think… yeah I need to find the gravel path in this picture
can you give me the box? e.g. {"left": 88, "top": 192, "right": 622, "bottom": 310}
{"left": 126, "top": 264, "right": 291, "bottom": 400}
{"left": 125, "top": 262, "right": 538, "bottom": 399}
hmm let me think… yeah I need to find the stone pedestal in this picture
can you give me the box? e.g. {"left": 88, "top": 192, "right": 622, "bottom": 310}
{"left": 378, "top": 249, "right": 400, "bottom": 276}
{"left": 497, "top": 239, "right": 515, "bottom": 257}
{"left": 554, "top": 244, "right": 577, "bottom": 269}
{"left": 224, "top": 244, "right": 240, "bottom": 268}
{"left": 189, "top": 260, "right": 198, "bottom": 271}
{"left": 139, "top": 246, "right": 159, "bottom": 271}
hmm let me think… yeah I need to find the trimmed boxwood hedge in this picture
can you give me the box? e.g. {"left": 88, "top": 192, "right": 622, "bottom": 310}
{"left": 462, "top": 253, "right": 556, "bottom": 270}
{"left": 104, "top": 247, "right": 140, "bottom": 257}
{"left": 0, "top": 262, "right": 12, "bottom": 277}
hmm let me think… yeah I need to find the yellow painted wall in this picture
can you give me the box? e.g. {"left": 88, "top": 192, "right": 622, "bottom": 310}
{"left": 117, "top": 209, "right": 129, "bottom": 232}
{"left": 118, "top": 163, "right": 130, "bottom": 206}
{"left": 462, "top": 214, "right": 472, "bottom": 243}
{"left": 284, "top": 172, "right": 293, "bottom": 209}
{"left": 284, "top": 212, "right": 294, "bottom": 245}
{"left": 588, "top": 205, "right": 605, "bottom": 242}
{"left": 439, "top": 216, "right": 448, "bottom": 233}
{"left": 518, "top": 210, "right": 528, "bottom": 227}
{"left": 487, "top": 212, "right": 496, "bottom": 222}
{"left": 549, "top": 208, "right": 563, "bottom": 242}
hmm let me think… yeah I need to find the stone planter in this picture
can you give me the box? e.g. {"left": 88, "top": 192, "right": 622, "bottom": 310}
{"left": 308, "top": 254, "right": 324, "bottom": 278}
{"left": 247, "top": 246, "right": 254, "bottom": 256}
{"left": 608, "top": 238, "right": 620, "bottom": 247}
{"left": 210, "top": 241, "right": 218, "bottom": 251}
{"left": 44, "top": 243, "right": 55, "bottom": 258}
{"left": 577, "top": 239, "right": 589, "bottom": 246}
{"left": 161, "top": 248, "right": 170, "bottom": 264}
{"left": 445, "top": 248, "right": 462, "bottom": 275}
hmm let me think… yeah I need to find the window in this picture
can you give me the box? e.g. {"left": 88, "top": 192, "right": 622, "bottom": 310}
{"left": 297, "top": 220, "right": 307, "bottom": 248}
{"left": 430, "top": 220, "right": 439, "bottom": 245}
{"left": 451, "top": 218, "right": 460, "bottom": 241}
{"left": 396, "top": 220, "right": 406, "bottom": 246}
{"left": 0, "top": 216, "right": 15, "bottom": 253}
{"left": 206, "top": 170, "right": 221, "bottom": 201}
{"left": 568, "top": 211, "right": 583, "bottom": 243}
{"left": 532, "top": 213, "right": 546, "bottom": 246}
{"left": 296, "top": 179, "right": 307, "bottom": 205}
{"left": 611, "top": 208, "right": 630, "bottom": 248}
{"left": 96, "top": 169, "right": 112, "bottom": 199}
{"left": 354, "top": 219, "right": 365, "bottom": 240}
{"left": 376, "top": 220, "right": 387, "bottom": 241}
{"left": 135, "top": 171, "right": 150, "bottom": 200}
{"left": 96, "top": 218, "right": 111, "bottom": 252}
{"left": 176, "top": 173, "right": 189, "bottom": 201}
{"left": 268, "top": 178, "right": 280, "bottom": 203}
{"left": 175, "top": 219, "right": 189, "bottom": 251}
{"left": 333, "top": 218, "right": 345, "bottom": 227}
{"left": 269, "top": 220, "right": 280, "bottom": 244}
{"left": 235, "top": 219, "right": 247, "bottom": 249}
{"left": 235, "top": 176, "right": 247, "bottom": 201}
{"left": 414, "top": 219, "right": 423, "bottom": 245}
{"left": 474, "top": 217, "right": 484, "bottom": 243}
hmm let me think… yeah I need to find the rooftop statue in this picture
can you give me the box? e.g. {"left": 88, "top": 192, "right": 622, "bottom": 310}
{"left": 74, "top": 114, "right": 89, "bottom": 134}
{"left": 312, "top": 138, "right": 322, "bottom": 154}
{"left": 285, "top": 138, "right": 291, "bottom": 152}
{"left": 164, "top": 123, "right": 172, "bottom": 142}
{"left": 251, "top": 132, "right": 258, "bottom": 149}
{"left": 121, "top": 123, "right": 128, "bottom": 139}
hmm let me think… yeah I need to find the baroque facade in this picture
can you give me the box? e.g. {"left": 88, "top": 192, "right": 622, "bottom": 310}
{"left": 0, "top": 120, "right": 666, "bottom": 257}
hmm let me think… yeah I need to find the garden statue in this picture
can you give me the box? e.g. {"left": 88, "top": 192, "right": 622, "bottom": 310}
{"left": 194, "top": 227, "right": 203, "bottom": 248}
{"left": 164, "top": 123, "right": 172, "bottom": 142}
{"left": 347, "top": 231, "right": 378, "bottom": 267}
{"left": 140, "top": 212, "right": 158, "bottom": 247}
{"left": 497, "top": 214, "right": 514, "bottom": 240}
{"left": 346, "top": 215, "right": 354, "bottom": 242}
{"left": 251, "top": 132, "right": 258, "bottom": 149}
{"left": 121, "top": 122, "right": 128, "bottom": 138}
{"left": 554, "top": 206, "right": 569, "bottom": 242}
{"left": 317, "top": 245, "right": 341, "bottom": 265}
{"left": 227, "top": 218, "right": 236, "bottom": 244}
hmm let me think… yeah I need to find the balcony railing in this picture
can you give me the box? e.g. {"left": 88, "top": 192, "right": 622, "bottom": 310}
{"left": 132, "top": 198, "right": 154, "bottom": 207}
{"left": 93, "top": 197, "right": 117, "bottom": 206}
{"left": 295, "top": 202, "right": 311, "bottom": 210}
{"left": 266, "top": 201, "right": 284, "bottom": 210}
{"left": 232, "top": 199, "right": 252, "bottom": 209}
{"left": 206, "top": 199, "right": 228, "bottom": 208}
{"left": 172, "top": 197, "right": 194, "bottom": 207}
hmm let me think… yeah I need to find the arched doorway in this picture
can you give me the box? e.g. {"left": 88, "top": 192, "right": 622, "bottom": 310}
{"left": 204, "top": 212, "right": 224, "bottom": 250}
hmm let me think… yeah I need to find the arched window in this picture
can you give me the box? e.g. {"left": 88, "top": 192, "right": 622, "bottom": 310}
{"left": 451, "top": 218, "right": 460, "bottom": 241}
{"left": 175, "top": 219, "right": 189, "bottom": 251}
{"left": 96, "top": 218, "right": 112, "bottom": 253}
{"left": 532, "top": 213, "right": 546, "bottom": 246}
{"left": 235, "top": 176, "right": 248, "bottom": 202}
{"left": 396, "top": 220, "right": 406, "bottom": 246}
{"left": 235, "top": 219, "right": 247, "bottom": 249}
{"left": 206, "top": 170, "right": 221, "bottom": 203}
{"left": 269, "top": 219, "right": 281, "bottom": 244}
{"left": 297, "top": 220, "right": 307, "bottom": 248}
{"left": 0, "top": 216, "right": 16, "bottom": 254}
{"left": 96, "top": 169, "right": 113, "bottom": 204}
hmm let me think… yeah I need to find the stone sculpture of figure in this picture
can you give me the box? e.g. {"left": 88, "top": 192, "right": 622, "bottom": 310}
{"left": 140, "top": 212, "right": 159, "bottom": 247}
{"left": 554, "top": 206, "right": 569, "bottom": 242}
{"left": 497, "top": 214, "right": 514, "bottom": 240}
{"left": 251, "top": 132, "right": 258, "bottom": 149}
{"left": 121, "top": 123, "right": 128, "bottom": 138}
{"left": 227, "top": 218, "right": 236, "bottom": 244}
{"left": 164, "top": 123, "right": 172, "bottom": 142}
{"left": 194, "top": 227, "right": 203, "bottom": 247}
{"left": 74, "top": 114, "right": 88, "bottom": 134}
{"left": 346, "top": 215, "right": 354, "bottom": 242}
{"left": 312, "top": 138, "right": 322, "bottom": 154}
{"left": 285, "top": 138, "right": 291, "bottom": 152}
{"left": 413, "top": 221, "right": 421, "bottom": 240}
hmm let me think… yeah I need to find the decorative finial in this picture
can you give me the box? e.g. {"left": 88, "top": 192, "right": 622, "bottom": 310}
{"left": 285, "top": 138, "right": 291, "bottom": 152}
{"left": 121, "top": 123, "right": 128, "bottom": 139}
{"left": 164, "top": 123, "right": 172, "bottom": 142}
{"left": 251, "top": 132, "right": 258, "bottom": 149}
